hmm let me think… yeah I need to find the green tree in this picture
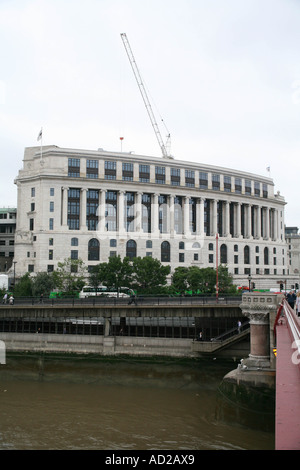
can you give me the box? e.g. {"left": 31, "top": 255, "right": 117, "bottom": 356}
{"left": 32, "top": 272, "right": 56, "bottom": 297}
{"left": 171, "top": 267, "right": 190, "bottom": 294}
{"left": 14, "top": 273, "right": 33, "bottom": 297}
{"left": 131, "top": 256, "right": 170, "bottom": 293}
{"left": 89, "top": 256, "right": 133, "bottom": 292}
{"left": 217, "top": 265, "right": 237, "bottom": 294}
{"left": 52, "top": 258, "right": 87, "bottom": 293}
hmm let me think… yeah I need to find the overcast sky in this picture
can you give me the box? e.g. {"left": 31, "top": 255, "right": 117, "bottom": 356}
{"left": 1, "top": 0, "right": 300, "bottom": 227}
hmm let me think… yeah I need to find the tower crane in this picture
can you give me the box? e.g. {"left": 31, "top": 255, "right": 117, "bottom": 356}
{"left": 120, "top": 33, "right": 173, "bottom": 159}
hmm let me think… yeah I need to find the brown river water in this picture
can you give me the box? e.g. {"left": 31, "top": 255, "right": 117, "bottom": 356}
{"left": 0, "top": 354, "right": 274, "bottom": 451}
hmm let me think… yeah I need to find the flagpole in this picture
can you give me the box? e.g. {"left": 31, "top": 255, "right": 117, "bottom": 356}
{"left": 40, "top": 127, "right": 43, "bottom": 161}
{"left": 37, "top": 127, "right": 43, "bottom": 160}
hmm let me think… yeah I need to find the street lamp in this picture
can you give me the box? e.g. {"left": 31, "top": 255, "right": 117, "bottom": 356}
{"left": 13, "top": 261, "right": 17, "bottom": 290}
{"left": 248, "top": 274, "right": 252, "bottom": 292}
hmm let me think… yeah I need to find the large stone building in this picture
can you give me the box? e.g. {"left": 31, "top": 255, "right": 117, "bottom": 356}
{"left": 0, "top": 207, "right": 17, "bottom": 273}
{"left": 285, "top": 227, "right": 300, "bottom": 289}
{"left": 13, "top": 145, "right": 289, "bottom": 289}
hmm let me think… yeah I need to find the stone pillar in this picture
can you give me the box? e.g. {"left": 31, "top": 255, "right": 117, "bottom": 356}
{"left": 135, "top": 192, "right": 142, "bottom": 233}
{"left": 80, "top": 188, "right": 87, "bottom": 231}
{"left": 62, "top": 187, "right": 69, "bottom": 228}
{"left": 98, "top": 189, "right": 106, "bottom": 233}
{"left": 240, "top": 292, "right": 283, "bottom": 369}
{"left": 118, "top": 190, "right": 125, "bottom": 235}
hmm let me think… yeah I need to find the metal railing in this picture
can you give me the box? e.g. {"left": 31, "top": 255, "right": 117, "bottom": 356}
{"left": 210, "top": 320, "right": 250, "bottom": 342}
{"left": 282, "top": 299, "right": 300, "bottom": 365}
{"left": 1, "top": 294, "right": 242, "bottom": 307}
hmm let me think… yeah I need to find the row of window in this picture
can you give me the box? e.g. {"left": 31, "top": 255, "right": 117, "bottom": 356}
{"left": 0, "top": 213, "right": 16, "bottom": 219}
{"left": 66, "top": 159, "right": 269, "bottom": 197}
{"left": 33, "top": 237, "right": 284, "bottom": 268}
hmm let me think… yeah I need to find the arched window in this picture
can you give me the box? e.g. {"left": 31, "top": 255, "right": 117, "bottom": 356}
{"left": 264, "top": 247, "right": 269, "bottom": 265}
{"left": 126, "top": 239, "right": 137, "bottom": 258}
{"left": 244, "top": 245, "right": 250, "bottom": 265}
{"left": 192, "top": 242, "right": 200, "bottom": 249}
{"left": 220, "top": 244, "right": 227, "bottom": 264}
{"left": 88, "top": 238, "right": 100, "bottom": 261}
{"left": 161, "top": 241, "right": 170, "bottom": 262}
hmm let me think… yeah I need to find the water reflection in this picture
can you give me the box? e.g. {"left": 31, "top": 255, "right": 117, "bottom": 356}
{"left": 0, "top": 354, "right": 274, "bottom": 450}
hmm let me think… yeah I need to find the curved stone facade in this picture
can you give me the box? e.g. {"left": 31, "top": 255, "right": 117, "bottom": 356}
{"left": 14, "top": 145, "right": 288, "bottom": 288}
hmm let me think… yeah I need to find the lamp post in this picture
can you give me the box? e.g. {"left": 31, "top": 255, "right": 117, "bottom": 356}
{"left": 13, "top": 261, "right": 17, "bottom": 291}
{"left": 248, "top": 274, "right": 252, "bottom": 292}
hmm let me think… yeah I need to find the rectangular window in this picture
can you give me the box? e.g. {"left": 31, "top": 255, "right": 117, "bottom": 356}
{"left": 122, "top": 162, "right": 133, "bottom": 181}
{"left": 50, "top": 201, "right": 54, "bottom": 212}
{"left": 31, "top": 188, "right": 35, "bottom": 197}
{"left": 179, "top": 253, "right": 185, "bottom": 262}
{"left": 49, "top": 218, "right": 54, "bottom": 230}
{"left": 49, "top": 238, "right": 53, "bottom": 245}
{"left": 155, "top": 166, "right": 165, "bottom": 184}
{"left": 254, "top": 181, "right": 260, "bottom": 197}
{"left": 235, "top": 178, "right": 242, "bottom": 194}
{"left": 50, "top": 188, "right": 55, "bottom": 196}
{"left": 29, "top": 218, "right": 34, "bottom": 231}
{"left": 28, "top": 265, "right": 34, "bottom": 273}
{"left": 87, "top": 159, "right": 99, "bottom": 179}
{"left": 185, "top": 169, "right": 195, "bottom": 187}
{"left": 139, "top": 164, "right": 150, "bottom": 183}
{"left": 68, "top": 189, "right": 80, "bottom": 230}
{"left": 171, "top": 168, "right": 180, "bottom": 186}
{"left": 68, "top": 158, "right": 80, "bottom": 177}
{"left": 199, "top": 172, "right": 208, "bottom": 189}
{"left": 87, "top": 189, "right": 99, "bottom": 231}
{"left": 105, "top": 160, "right": 116, "bottom": 180}
{"left": 49, "top": 250, "right": 53, "bottom": 260}
{"left": 245, "top": 179, "right": 251, "bottom": 195}
{"left": 224, "top": 176, "right": 231, "bottom": 192}
{"left": 212, "top": 174, "right": 220, "bottom": 191}
{"left": 263, "top": 183, "right": 268, "bottom": 198}
{"left": 71, "top": 250, "right": 78, "bottom": 260}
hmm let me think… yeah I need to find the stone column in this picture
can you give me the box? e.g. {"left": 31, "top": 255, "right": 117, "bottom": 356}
{"left": 240, "top": 292, "right": 283, "bottom": 369}
{"left": 225, "top": 201, "right": 230, "bottom": 237}
{"left": 80, "top": 188, "right": 87, "bottom": 231}
{"left": 247, "top": 204, "right": 252, "bottom": 238}
{"left": 199, "top": 197, "right": 205, "bottom": 237}
{"left": 183, "top": 196, "right": 190, "bottom": 236}
{"left": 98, "top": 189, "right": 106, "bottom": 233}
{"left": 135, "top": 192, "right": 142, "bottom": 233}
{"left": 169, "top": 195, "right": 175, "bottom": 237}
{"left": 152, "top": 193, "right": 159, "bottom": 236}
{"left": 118, "top": 190, "right": 125, "bottom": 235}
{"left": 62, "top": 187, "right": 69, "bottom": 228}
{"left": 236, "top": 202, "right": 241, "bottom": 238}
{"left": 256, "top": 205, "right": 261, "bottom": 239}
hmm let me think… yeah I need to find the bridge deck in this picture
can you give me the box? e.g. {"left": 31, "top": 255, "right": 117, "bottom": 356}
{"left": 276, "top": 318, "right": 300, "bottom": 450}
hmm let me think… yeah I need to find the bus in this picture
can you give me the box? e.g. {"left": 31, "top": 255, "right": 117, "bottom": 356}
{"left": 79, "top": 285, "right": 132, "bottom": 299}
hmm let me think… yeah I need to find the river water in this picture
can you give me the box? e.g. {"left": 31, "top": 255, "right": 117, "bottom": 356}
{"left": 0, "top": 354, "right": 274, "bottom": 451}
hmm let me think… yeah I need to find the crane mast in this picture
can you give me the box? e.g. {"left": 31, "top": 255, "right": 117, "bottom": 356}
{"left": 121, "top": 33, "right": 172, "bottom": 159}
